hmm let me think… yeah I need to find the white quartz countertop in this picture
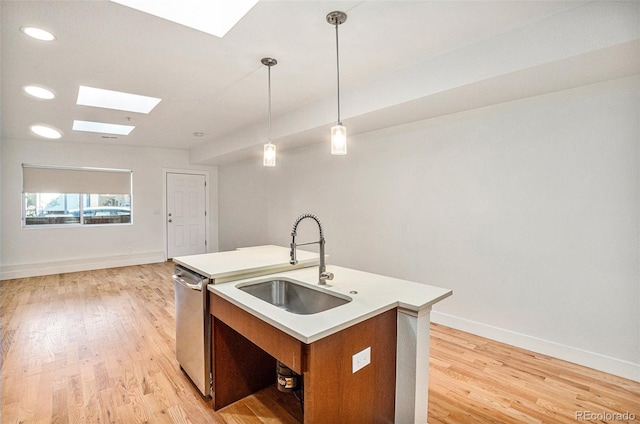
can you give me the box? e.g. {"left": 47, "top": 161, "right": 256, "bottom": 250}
{"left": 209, "top": 265, "right": 452, "bottom": 344}
{"left": 172, "top": 245, "right": 319, "bottom": 281}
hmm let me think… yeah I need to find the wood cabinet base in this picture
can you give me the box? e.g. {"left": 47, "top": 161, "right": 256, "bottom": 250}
{"left": 211, "top": 293, "right": 397, "bottom": 423}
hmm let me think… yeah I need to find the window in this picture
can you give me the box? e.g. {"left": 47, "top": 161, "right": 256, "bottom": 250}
{"left": 23, "top": 164, "right": 132, "bottom": 226}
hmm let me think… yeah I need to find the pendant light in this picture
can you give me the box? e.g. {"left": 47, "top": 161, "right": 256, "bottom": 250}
{"left": 327, "top": 11, "right": 347, "bottom": 155}
{"left": 262, "top": 57, "right": 277, "bottom": 167}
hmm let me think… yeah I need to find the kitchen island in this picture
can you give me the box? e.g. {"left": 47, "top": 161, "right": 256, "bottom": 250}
{"left": 210, "top": 263, "right": 452, "bottom": 423}
{"left": 172, "top": 245, "right": 320, "bottom": 397}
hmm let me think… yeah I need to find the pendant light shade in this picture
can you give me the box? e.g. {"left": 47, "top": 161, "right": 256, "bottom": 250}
{"left": 327, "top": 11, "right": 347, "bottom": 155}
{"left": 263, "top": 142, "right": 276, "bottom": 166}
{"left": 330, "top": 124, "right": 346, "bottom": 155}
{"left": 262, "top": 57, "right": 277, "bottom": 167}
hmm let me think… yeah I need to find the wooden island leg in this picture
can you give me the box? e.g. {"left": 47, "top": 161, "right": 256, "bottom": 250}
{"left": 304, "top": 309, "right": 397, "bottom": 423}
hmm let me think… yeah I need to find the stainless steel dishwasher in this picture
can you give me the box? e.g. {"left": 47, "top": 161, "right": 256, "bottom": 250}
{"left": 173, "top": 264, "right": 211, "bottom": 396}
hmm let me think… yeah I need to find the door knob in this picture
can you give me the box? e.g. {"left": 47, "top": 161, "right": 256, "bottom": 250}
{"left": 168, "top": 219, "right": 173, "bottom": 223}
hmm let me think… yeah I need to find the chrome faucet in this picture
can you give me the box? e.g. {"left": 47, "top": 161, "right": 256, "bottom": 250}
{"left": 290, "top": 213, "right": 334, "bottom": 285}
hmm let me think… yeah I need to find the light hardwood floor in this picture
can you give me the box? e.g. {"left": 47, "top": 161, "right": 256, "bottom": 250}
{"left": 1, "top": 262, "right": 638, "bottom": 423}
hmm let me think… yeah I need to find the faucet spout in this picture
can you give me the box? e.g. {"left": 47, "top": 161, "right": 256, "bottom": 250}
{"left": 289, "top": 213, "right": 333, "bottom": 285}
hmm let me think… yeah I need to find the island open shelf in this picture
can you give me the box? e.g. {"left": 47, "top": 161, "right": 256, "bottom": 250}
{"left": 210, "top": 291, "right": 397, "bottom": 423}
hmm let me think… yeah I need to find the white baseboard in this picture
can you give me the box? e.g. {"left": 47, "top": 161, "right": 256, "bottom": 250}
{"left": 0, "top": 251, "right": 166, "bottom": 280}
{"left": 431, "top": 311, "right": 640, "bottom": 383}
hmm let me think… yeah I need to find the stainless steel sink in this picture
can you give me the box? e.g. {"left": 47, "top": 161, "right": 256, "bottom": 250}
{"left": 237, "top": 278, "right": 350, "bottom": 315}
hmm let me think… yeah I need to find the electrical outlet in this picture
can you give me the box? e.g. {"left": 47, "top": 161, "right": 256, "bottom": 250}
{"left": 352, "top": 346, "right": 371, "bottom": 373}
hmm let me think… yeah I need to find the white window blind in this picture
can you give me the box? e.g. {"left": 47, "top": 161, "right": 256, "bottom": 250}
{"left": 23, "top": 165, "right": 132, "bottom": 194}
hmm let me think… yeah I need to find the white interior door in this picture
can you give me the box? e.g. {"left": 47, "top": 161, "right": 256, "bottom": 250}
{"left": 167, "top": 172, "right": 206, "bottom": 258}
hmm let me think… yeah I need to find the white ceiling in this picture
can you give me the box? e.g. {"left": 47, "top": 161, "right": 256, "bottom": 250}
{"left": 2, "top": 1, "right": 638, "bottom": 165}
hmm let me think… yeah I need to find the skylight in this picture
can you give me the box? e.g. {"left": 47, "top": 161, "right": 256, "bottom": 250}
{"left": 76, "top": 86, "right": 161, "bottom": 114}
{"left": 109, "top": 0, "right": 259, "bottom": 38}
{"left": 73, "top": 120, "right": 135, "bottom": 136}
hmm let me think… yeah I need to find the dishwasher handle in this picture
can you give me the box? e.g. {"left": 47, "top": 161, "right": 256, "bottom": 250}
{"left": 173, "top": 274, "right": 204, "bottom": 291}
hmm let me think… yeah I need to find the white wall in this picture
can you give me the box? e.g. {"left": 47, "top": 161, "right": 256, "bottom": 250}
{"left": 218, "top": 76, "right": 640, "bottom": 381}
{"left": 0, "top": 139, "right": 218, "bottom": 279}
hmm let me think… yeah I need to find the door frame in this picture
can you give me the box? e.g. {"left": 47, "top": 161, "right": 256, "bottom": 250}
{"left": 163, "top": 168, "right": 210, "bottom": 260}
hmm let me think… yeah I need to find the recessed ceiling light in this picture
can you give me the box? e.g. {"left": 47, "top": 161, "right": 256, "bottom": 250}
{"left": 73, "top": 120, "right": 135, "bottom": 136}
{"left": 20, "top": 26, "right": 56, "bottom": 41}
{"left": 23, "top": 85, "right": 56, "bottom": 100}
{"left": 77, "top": 86, "right": 161, "bottom": 114}
{"left": 109, "top": 0, "right": 259, "bottom": 38}
{"left": 31, "top": 125, "right": 62, "bottom": 139}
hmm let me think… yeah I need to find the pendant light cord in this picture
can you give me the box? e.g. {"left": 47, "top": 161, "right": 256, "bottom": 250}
{"left": 267, "top": 65, "right": 272, "bottom": 142}
{"left": 335, "top": 22, "right": 341, "bottom": 125}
